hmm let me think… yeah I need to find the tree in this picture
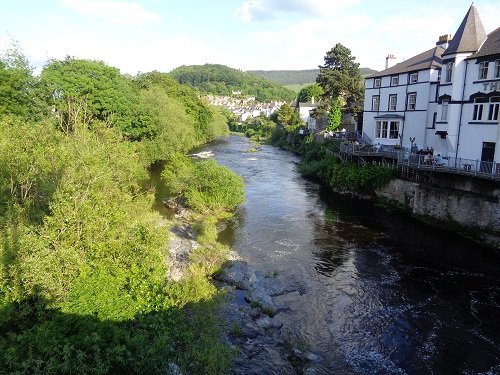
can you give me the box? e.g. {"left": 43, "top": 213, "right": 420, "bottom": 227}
{"left": 327, "top": 97, "right": 343, "bottom": 131}
{"left": 297, "top": 83, "right": 324, "bottom": 103}
{"left": 138, "top": 86, "right": 197, "bottom": 163}
{"left": 40, "top": 57, "right": 138, "bottom": 134}
{"left": 276, "top": 103, "right": 301, "bottom": 128}
{"left": 316, "top": 43, "right": 364, "bottom": 114}
{"left": 134, "top": 71, "right": 214, "bottom": 142}
{"left": 0, "top": 40, "right": 35, "bottom": 117}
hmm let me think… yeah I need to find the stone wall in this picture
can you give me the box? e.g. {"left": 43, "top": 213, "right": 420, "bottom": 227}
{"left": 377, "top": 178, "right": 500, "bottom": 248}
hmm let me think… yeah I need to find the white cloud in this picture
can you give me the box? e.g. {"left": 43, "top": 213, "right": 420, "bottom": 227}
{"left": 234, "top": 1, "right": 274, "bottom": 21}
{"left": 268, "top": 0, "right": 360, "bottom": 18}
{"left": 234, "top": 0, "right": 359, "bottom": 21}
{"left": 62, "top": 0, "right": 159, "bottom": 25}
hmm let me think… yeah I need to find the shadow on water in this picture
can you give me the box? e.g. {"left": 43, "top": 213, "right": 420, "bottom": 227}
{"left": 312, "top": 187, "right": 500, "bottom": 374}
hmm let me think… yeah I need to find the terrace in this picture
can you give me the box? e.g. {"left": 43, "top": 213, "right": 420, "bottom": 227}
{"left": 334, "top": 139, "right": 500, "bottom": 182}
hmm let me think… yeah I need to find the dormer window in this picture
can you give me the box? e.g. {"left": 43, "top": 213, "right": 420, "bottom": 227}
{"left": 391, "top": 76, "right": 399, "bottom": 86}
{"left": 374, "top": 78, "right": 381, "bottom": 88}
{"left": 478, "top": 61, "right": 489, "bottom": 80}
{"left": 409, "top": 73, "right": 418, "bottom": 84}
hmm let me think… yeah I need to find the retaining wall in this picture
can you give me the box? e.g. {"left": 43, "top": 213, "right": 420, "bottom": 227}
{"left": 377, "top": 178, "right": 500, "bottom": 249}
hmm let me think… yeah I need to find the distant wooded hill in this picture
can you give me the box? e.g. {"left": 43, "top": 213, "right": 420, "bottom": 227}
{"left": 169, "top": 64, "right": 297, "bottom": 102}
{"left": 248, "top": 68, "right": 379, "bottom": 86}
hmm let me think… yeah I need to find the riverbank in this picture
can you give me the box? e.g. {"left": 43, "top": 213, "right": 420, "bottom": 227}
{"left": 283, "top": 135, "right": 500, "bottom": 250}
{"left": 161, "top": 134, "right": 500, "bottom": 374}
{"left": 166, "top": 200, "right": 318, "bottom": 374}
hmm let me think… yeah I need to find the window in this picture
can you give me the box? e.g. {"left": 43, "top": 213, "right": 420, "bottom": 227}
{"left": 441, "top": 99, "right": 449, "bottom": 121}
{"left": 391, "top": 76, "right": 399, "bottom": 86}
{"left": 407, "top": 93, "right": 416, "bottom": 110}
{"left": 389, "top": 121, "right": 399, "bottom": 139}
{"left": 374, "top": 78, "right": 381, "bottom": 88}
{"left": 478, "top": 61, "right": 489, "bottom": 80}
{"left": 495, "top": 60, "right": 500, "bottom": 78}
{"left": 375, "top": 121, "right": 400, "bottom": 139}
{"left": 372, "top": 95, "right": 380, "bottom": 111}
{"left": 473, "top": 97, "right": 486, "bottom": 121}
{"left": 437, "top": 69, "right": 442, "bottom": 81}
{"left": 389, "top": 95, "right": 397, "bottom": 111}
{"left": 445, "top": 62, "right": 453, "bottom": 82}
{"left": 488, "top": 97, "right": 500, "bottom": 121}
{"left": 409, "top": 73, "right": 418, "bottom": 84}
{"left": 376, "top": 121, "right": 388, "bottom": 138}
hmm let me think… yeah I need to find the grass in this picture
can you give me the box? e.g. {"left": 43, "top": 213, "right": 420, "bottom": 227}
{"left": 283, "top": 83, "right": 315, "bottom": 93}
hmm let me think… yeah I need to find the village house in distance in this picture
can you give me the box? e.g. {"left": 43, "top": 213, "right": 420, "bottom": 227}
{"left": 362, "top": 3, "right": 499, "bottom": 171}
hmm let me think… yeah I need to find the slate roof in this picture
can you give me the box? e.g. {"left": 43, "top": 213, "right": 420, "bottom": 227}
{"left": 468, "top": 27, "right": 500, "bottom": 59}
{"left": 443, "top": 3, "right": 486, "bottom": 56}
{"left": 368, "top": 46, "right": 445, "bottom": 78}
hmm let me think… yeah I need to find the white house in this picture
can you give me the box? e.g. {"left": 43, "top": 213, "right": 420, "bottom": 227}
{"left": 363, "top": 4, "right": 499, "bottom": 168}
{"left": 293, "top": 98, "right": 319, "bottom": 132}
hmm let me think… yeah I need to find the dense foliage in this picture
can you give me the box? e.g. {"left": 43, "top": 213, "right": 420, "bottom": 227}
{"left": 169, "top": 64, "right": 296, "bottom": 102}
{"left": 249, "top": 68, "right": 378, "bottom": 86}
{"left": 316, "top": 43, "right": 365, "bottom": 114}
{"left": 249, "top": 69, "right": 320, "bottom": 86}
{"left": 229, "top": 103, "right": 304, "bottom": 149}
{"left": 162, "top": 154, "right": 245, "bottom": 217}
{"left": 297, "top": 141, "right": 396, "bottom": 194}
{"left": 230, "top": 113, "right": 279, "bottom": 143}
{"left": 0, "top": 41, "right": 35, "bottom": 117}
{"left": 297, "top": 83, "right": 324, "bottom": 103}
{"left": 327, "top": 97, "right": 343, "bottom": 131}
{"left": 0, "top": 45, "right": 237, "bottom": 374}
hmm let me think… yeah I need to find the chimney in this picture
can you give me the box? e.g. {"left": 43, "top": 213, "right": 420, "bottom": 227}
{"left": 436, "top": 34, "right": 452, "bottom": 49}
{"left": 385, "top": 54, "right": 397, "bottom": 69}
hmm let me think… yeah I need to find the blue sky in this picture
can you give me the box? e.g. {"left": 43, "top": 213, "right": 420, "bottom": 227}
{"left": 1, "top": 0, "right": 500, "bottom": 75}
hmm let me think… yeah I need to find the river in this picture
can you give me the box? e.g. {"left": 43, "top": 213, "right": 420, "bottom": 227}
{"left": 154, "top": 135, "right": 500, "bottom": 374}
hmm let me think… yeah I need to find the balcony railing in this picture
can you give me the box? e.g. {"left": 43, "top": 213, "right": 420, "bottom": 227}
{"left": 336, "top": 143, "right": 500, "bottom": 181}
{"left": 397, "top": 153, "right": 500, "bottom": 180}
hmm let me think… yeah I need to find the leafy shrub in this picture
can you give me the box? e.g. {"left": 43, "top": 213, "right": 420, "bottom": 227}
{"left": 162, "top": 155, "right": 245, "bottom": 216}
{"left": 194, "top": 216, "right": 218, "bottom": 244}
{"left": 330, "top": 162, "right": 396, "bottom": 193}
{"left": 188, "top": 243, "right": 230, "bottom": 277}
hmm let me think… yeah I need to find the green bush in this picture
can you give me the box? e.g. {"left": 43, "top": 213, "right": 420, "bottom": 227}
{"left": 188, "top": 243, "right": 230, "bottom": 277}
{"left": 162, "top": 155, "right": 245, "bottom": 217}
{"left": 0, "top": 120, "right": 234, "bottom": 374}
{"left": 194, "top": 216, "right": 218, "bottom": 244}
{"left": 330, "top": 162, "right": 396, "bottom": 193}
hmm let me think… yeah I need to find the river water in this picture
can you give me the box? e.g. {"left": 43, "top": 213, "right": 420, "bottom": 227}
{"left": 154, "top": 135, "right": 500, "bottom": 374}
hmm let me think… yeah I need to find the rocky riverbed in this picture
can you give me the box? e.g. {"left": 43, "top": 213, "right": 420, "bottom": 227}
{"left": 166, "top": 209, "right": 320, "bottom": 374}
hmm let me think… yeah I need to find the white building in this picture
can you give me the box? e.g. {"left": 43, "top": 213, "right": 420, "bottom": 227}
{"left": 291, "top": 98, "right": 319, "bottom": 132}
{"left": 362, "top": 4, "right": 499, "bottom": 168}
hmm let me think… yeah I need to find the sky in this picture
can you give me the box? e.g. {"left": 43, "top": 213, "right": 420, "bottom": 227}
{"left": 1, "top": 0, "right": 500, "bottom": 75}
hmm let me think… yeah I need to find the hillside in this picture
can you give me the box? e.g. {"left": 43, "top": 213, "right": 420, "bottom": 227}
{"left": 169, "top": 64, "right": 297, "bottom": 102}
{"left": 248, "top": 68, "right": 379, "bottom": 86}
